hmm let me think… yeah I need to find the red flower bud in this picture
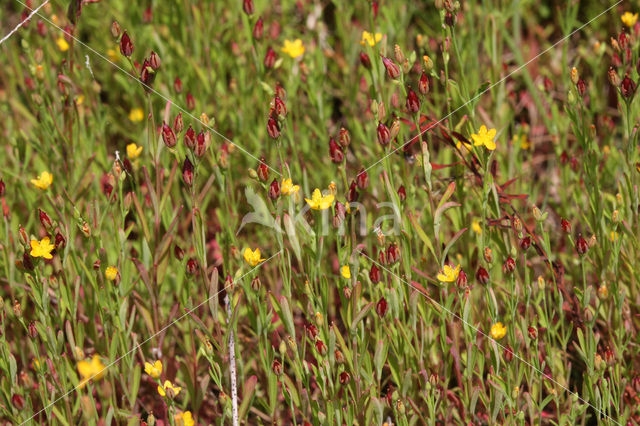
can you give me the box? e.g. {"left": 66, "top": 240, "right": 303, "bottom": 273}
{"left": 576, "top": 79, "right": 586, "bottom": 97}
{"left": 543, "top": 77, "right": 553, "bottom": 92}
{"left": 268, "top": 179, "right": 280, "bottom": 200}
{"left": 338, "top": 128, "right": 350, "bottom": 148}
{"left": 162, "top": 123, "right": 177, "bottom": 148}
{"left": 502, "top": 257, "right": 516, "bottom": 274}
{"left": 397, "top": 185, "right": 406, "bottom": 201}
{"left": 456, "top": 270, "right": 468, "bottom": 287}
{"left": 267, "top": 116, "right": 280, "bottom": 139}
{"left": 377, "top": 122, "right": 391, "bottom": 146}
{"left": 39, "top": 209, "right": 54, "bottom": 231}
{"left": 253, "top": 17, "right": 264, "bottom": 40}
{"left": 406, "top": 87, "right": 420, "bottom": 113}
{"left": 182, "top": 157, "right": 194, "bottom": 187}
{"left": 359, "top": 52, "right": 372, "bottom": 69}
{"left": 329, "top": 138, "right": 344, "bottom": 164}
{"left": 306, "top": 323, "right": 319, "bottom": 339}
{"left": 528, "top": 326, "right": 537, "bottom": 340}
{"left": 476, "top": 266, "right": 489, "bottom": 284}
{"left": 504, "top": 345, "right": 514, "bottom": 362}
{"left": 186, "top": 92, "right": 196, "bottom": 110}
{"left": 382, "top": 56, "right": 401, "bottom": 79}
{"left": 575, "top": 235, "right": 588, "bottom": 256}
{"left": 173, "top": 76, "right": 183, "bottom": 93}
{"left": 369, "top": 264, "right": 381, "bottom": 283}
{"left": 28, "top": 321, "right": 38, "bottom": 338}
{"left": 315, "top": 339, "right": 327, "bottom": 356}
{"left": 119, "top": 31, "right": 134, "bottom": 57}
{"left": 11, "top": 394, "right": 25, "bottom": 410}
{"left": 271, "top": 359, "right": 282, "bottom": 375}
{"left": 273, "top": 96, "right": 287, "bottom": 117}
{"left": 619, "top": 31, "right": 629, "bottom": 50}
{"left": 186, "top": 258, "right": 199, "bottom": 275}
{"left": 561, "top": 218, "right": 571, "bottom": 233}
{"left": 149, "top": 51, "right": 161, "bottom": 70}
{"left": 257, "top": 157, "right": 269, "bottom": 181}
{"left": 376, "top": 297, "right": 388, "bottom": 317}
{"left": 195, "top": 131, "right": 207, "bottom": 157}
{"left": 139, "top": 59, "right": 155, "bottom": 87}
{"left": 418, "top": 72, "right": 430, "bottom": 95}
{"left": 173, "top": 113, "right": 184, "bottom": 133}
{"left": 621, "top": 76, "right": 636, "bottom": 99}
{"left": 347, "top": 181, "right": 359, "bottom": 202}
{"left": 184, "top": 125, "right": 196, "bottom": 149}
{"left": 174, "top": 244, "right": 184, "bottom": 260}
{"left": 339, "top": 371, "right": 350, "bottom": 384}
{"left": 0, "top": 179, "right": 5, "bottom": 196}
{"left": 242, "top": 0, "right": 254, "bottom": 15}
{"left": 54, "top": 232, "right": 66, "bottom": 249}
{"left": 356, "top": 169, "right": 369, "bottom": 189}
{"left": 264, "top": 46, "right": 277, "bottom": 69}
{"left": 378, "top": 249, "right": 387, "bottom": 265}
{"left": 386, "top": 243, "right": 400, "bottom": 265}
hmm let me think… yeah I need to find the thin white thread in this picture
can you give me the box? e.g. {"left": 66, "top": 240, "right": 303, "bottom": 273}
{"left": 361, "top": 0, "right": 624, "bottom": 175}
{"left": 0, "top": 0, "right": 50, "bottom": 46}
{"left": 12, "top": 0, "right": 281, "bottom": 176}
{"left": 20, "top": 251, "right": 281, "bottom": 425}
{"left": 359, "top": 251, "right": 621, "bottom": 425}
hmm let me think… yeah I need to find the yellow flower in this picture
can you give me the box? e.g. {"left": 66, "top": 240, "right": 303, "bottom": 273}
{"left": 56, "top": 37, "right": 69, "bottom": 52}
{"left": 610, "top": 231, "right": 619, "bottom": 242}
{"left": 281, "top": 178, "right": 300, "bottom": 196}
{"left": 127, "top": 143, "right": 143, "bottom": 159}
{"left": 129, "top": 108, "right": 144, "bottom": 122}
{"left": 31, "top": 171, "right": 53, "bottom": 190}
{"left": 621, "top": 12, "right": 638, "bottom": 28}
{"left": 158, "top": 380, "right": 182, "bottom": 398}
{"left": 514, "top": 134, "right": 530, "bottom": 150}
{"left": 341, "top": 265, "right": 351, "bottom": 279}
{"left": 282, "top": 39, "right": 305, "bottom": 58}
{"left": 30, "top": 237, "right": 55, "bottom": 260}
{"left": 77, "top": 355, "right": 106, "bottom": 388}
{"left": 472, "top": 219, "right": 482, "bottom": 235}
{"left": 175, "top": 411, "right": 195, "bottom": 426}
{"left": 360, "top": 31, "right": 383, "bottom": 47}
{"left": 105, "top": 266, "right": 119, "bottom": 281}
{"left": 243, "top": 247, "right": 266, "bottom": 267}
{"left": 305, "top": 188, "right": 334, "bottom": 210}
{"left": 328, "top": 181, "right": 337, "bottom": 196}
{"left": 107, "top": 48, "right": 120, "bottom": 62}
{"left": 436, "top": 264, "right": 460, "bottom": 282}
{"left": 144, "top": 360, "right": 163, "bottom": 379}
{"left": 471, "top": 125, "right": 497, "bottom": 150}
{"left": 490, "top": 322, "right": 507, "bottom": 340}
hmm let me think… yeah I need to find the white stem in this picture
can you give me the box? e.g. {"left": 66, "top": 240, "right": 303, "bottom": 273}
{"left": 225, "top": 294, "right": 238, "bottom": 426}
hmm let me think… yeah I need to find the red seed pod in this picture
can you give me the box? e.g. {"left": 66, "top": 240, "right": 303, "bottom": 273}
{"left": 173, "top": 113, "right": 184, "bottom": 133}
{"left": 315, "top": 339, "right": 327, "bottom": 356}
{"left": 329, "top": 138, "right": 344, "bottom": 164}
{"left": 369, "top": 264, "right": 381, "bottom": 283}
{"left": 257, "top": 157, "right": 269, "bottom": 181}
{"left": 186, "top": 258, "right": 199, "bottom": 275}
{"left": 195, "top": 131, "right": 207, "bottom": 157}
{"left": 359, "top": 52, "right": 372, "bottom": 69}
{"left": 504, "top": 345, "right": 514, "bottom": 362}
{"left": 621, "top": 76, "right": 636, "bottom": 98}
{"left": 338, "top": 128, "right": 351, "bottom": 148}
{"left": 382, "top": 56, "right": 401, "bottom": 79}
{"left": 502, "top": 257, "right": 516, "bottom": 274}
{"left": 271, "top": 359, "right": 282, "bottom": 375}
{"left": 253, "top": 17, "right": 264, "bottom": 40}
{"left": 267, "top": 116, "right": 280, "bottom": 139}
{"left": 184, "top": 125, "right": 196, "bottom": 149}
{"left": 561, "top": 218, "right": 571, "bottom": 233}
{"left": 376, "top": 297, "right": 388, "bottom": 317}
{"left": 397, "top": 185, "right": 406, "bottom": 202}
{"left": 528, "top": 326, "right": 537, "bottom": 340}
{"left": 182, "top": 157, "right": 194, "bottom": 187}
{"left": 268, "top": 179, "right": 280, "bottom": 200}
{"left": 186, "top": 92, "right": 196, "bottom": 110}
{"left": 386, "top": 243, "right": 400, "bottom": 265}
{"left": 149, "top": 51, "right": 161, "bottom": 70}
{"left": 264, "top": 46, "right": 277, "bottom": 68}
{"left": 339, "top": 371, "right": 350, "bottom": 384}
{"left": 347, "top": 180, "right": 359, "bottom": 202}
{"left": 174, "top": 76, "right": 183, "bottom": 93}
{"left": 575, "top": 235, "right": 588, "bottom": 256}
{"left": 356, "top": 169, "right": 369, "bottom": 189}
{"left": 38, "top": 209, "right": 53, "bottom": 231}
{"left": 242, "top": 0, "right": 254, "bottom": 15}
{"left": 575, "top": 79, "right": 586, "bottom": 97}
{"left": 476, "top": 266, "right": 489, "bottom": 284}
{"left": 377, "top": 122, "right": 391, "bottom": 146}
{"left": 174, "top": 244, "right": 184, "bottom": 260}
{"left": 162, "top": 123, "right": 177, "bottom": 148}
{"left": 54, "top": 232, "right": 66, "bottom": 249}
{"left": 418, "top": 72, "right": 430, "bottom": 95}
{"left": 119, "top": 31, "right": 134, "bottom": 57}
{"left": 456, "top": 270, "right": 467, "bottom": 288}
{"left": 406, "top": 87, "right": 420, "bottom": 113}
{"left": 519, "top": 236, "right": 531, "bottom": 251}
{"left": 273, "top": 96, "right": 287, "bottom": 117}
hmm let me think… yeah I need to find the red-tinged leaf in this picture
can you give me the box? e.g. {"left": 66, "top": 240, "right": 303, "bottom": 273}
{"left": 410, "top": 281, "right": 429, "bottom": 297}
